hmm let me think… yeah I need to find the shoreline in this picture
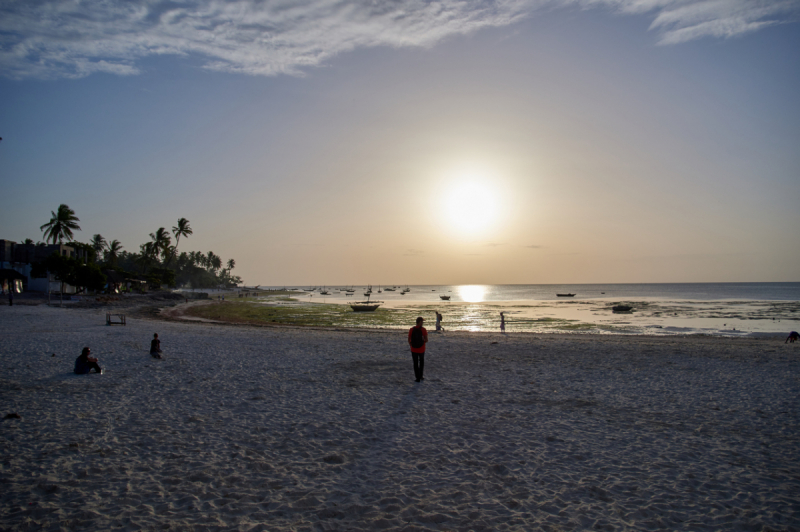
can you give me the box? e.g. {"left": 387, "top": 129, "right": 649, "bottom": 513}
{"left": 5, "top": 291, "right": 797, "bottom": 337}
{"left": 1, "top": 303, "right": 799, "bottom": 530}
{"left": 167, "top": 295, "right": 798, "bottom": 338}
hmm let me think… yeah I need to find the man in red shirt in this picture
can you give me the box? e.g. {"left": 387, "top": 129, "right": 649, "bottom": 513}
{"left": 408, "top": 316, "right": 428, "bottom": 382}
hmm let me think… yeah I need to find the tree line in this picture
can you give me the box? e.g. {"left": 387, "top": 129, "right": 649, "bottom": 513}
{"left": 28, "top": 204, "right": 241, "bottom": 293}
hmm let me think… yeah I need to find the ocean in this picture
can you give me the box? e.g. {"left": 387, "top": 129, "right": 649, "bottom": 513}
{"left": 273, "top": 283, "right": 800, "bottom": 302}
{"left": 255, "top": 283, "right": 800, "bottom": 336}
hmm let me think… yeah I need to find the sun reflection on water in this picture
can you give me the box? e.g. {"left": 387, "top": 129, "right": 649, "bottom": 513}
{"left": 458, "top": 285, "right": 487, "bottom": 303}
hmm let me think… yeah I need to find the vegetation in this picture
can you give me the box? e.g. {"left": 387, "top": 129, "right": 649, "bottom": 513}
{"left": 40, "top": 204, "right": 81, "bottom": 244}
{"left": 30, "top": 253, "right": 106, "bottom": 294}
{"left": 185, "top": 298, "right": 606, "bottom": 332}
{"left": 31, "top": 205, "right": 242, "bottom": 292}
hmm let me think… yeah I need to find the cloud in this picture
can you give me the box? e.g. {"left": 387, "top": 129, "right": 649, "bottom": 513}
{"left": 1, "top": 0, "right": 797, "bottom": 79}
{"left": 525, "top": 244, "right": 544, "bottom": 249}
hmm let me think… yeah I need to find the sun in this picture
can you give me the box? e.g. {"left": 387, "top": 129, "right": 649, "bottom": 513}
{"left": 443, "top": 180, "right": 499, "bottom": 235}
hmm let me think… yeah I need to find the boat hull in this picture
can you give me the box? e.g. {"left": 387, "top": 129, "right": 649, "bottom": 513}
{"left": 350, "top": 304, "right": 380, "bottom": 312}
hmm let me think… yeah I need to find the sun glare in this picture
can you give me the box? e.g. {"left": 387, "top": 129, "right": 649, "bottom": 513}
{"left": 458, "top": 285, "right": 487, "bottom": 302}
{"left": 443, "top": 179, "right": 499, "bottom": 235}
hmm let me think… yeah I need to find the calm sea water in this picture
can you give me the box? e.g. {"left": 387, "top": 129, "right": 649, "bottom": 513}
{"left": 272, "top": 283, "right": 800, "bottom": 302}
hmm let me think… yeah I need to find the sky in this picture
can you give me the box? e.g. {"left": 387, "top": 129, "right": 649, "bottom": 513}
{"left": 1, "top": 0, "right": 799, "bottom": 286}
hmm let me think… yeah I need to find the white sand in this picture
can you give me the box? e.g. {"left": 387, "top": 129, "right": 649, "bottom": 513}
{"left": 2, "top": 303, "right": 799, "bottom": 531}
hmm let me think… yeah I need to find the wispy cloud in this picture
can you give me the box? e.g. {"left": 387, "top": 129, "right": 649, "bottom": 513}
{"left": 1, "top": 0, "right": 796, "bottom": 79}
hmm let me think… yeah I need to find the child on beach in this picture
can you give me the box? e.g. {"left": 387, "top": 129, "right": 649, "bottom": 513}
{"left": 150, "top": 333, "right": 163, "bottom": 358}
{"left": 74, "top": 347, "right": 102, "bottom": 374}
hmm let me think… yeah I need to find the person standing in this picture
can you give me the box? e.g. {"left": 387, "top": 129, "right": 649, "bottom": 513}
{"left": 408, "top": 317, "right": 428, "bottom": 382}
{"left": 500, "top": 312, "right": 506, "bottom": 333}
{"left": 150, "top": 333, "right": 163, "bottom": 359}
{"left": 435, "top": 311, "right": 443, "bottom": 332}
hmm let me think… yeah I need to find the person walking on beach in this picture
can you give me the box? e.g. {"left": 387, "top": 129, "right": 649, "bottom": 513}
{"left": 435, "top": 311, "right": 443, "bottom": 332}
{"left": 150, "top": 333, "right": 163, "bottom": 359}
{"left": 74, "top": 347, "right": 102, "bottom": 374}
{"left": 500, "top": 312, "right": 506, "bottom": 333}
{"left": 408, "top": 317, "right": 428, "bottom": 382}
{"left": 787, "top": 331, "right": 800, "bottom": 344}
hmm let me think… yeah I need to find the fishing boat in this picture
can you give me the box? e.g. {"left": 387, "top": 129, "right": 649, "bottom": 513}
{"left": 556, "top": 293, "right": 576, "bottom": 297}
{"left": 439, "top": 295, "right": 451, "bottom": 300}
{"left": 320, "top": 286, "right": 329, "bottom": 295}
{"left": 401, "top": 286, "right": 411, "bottom": 293}
{"left": 612, "top": 305, "right": 633, "bottom": 312}
{"left": 350, "top": 295, "right": 382, "bottom": 312}
{"left": 351, "top": 303, "right": 381, "bottom": 311}
{"left": 384, "top": 287, "right": 395, "bottom": 291}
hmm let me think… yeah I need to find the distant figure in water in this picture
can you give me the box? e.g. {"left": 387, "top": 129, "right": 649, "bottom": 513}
{"left": 74, "top": 347, "right": 102, "bottom": 374}
{"left": 150, "top": 333, "right": 163, "bottom": 359}
{"left": 787, "top": 331, "right": 800, "bottom": 344}
{"left": 435, "top": 311, "right": 443, "bottom": 332}
{"left": 500, "top": 312, "right": 506, "bottom": 333}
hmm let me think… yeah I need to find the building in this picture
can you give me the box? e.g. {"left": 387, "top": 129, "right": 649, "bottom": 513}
{"left": 0, "top": 239, "right": 88, "bottom": 293}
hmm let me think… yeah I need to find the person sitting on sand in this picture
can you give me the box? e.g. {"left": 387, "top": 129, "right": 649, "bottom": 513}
{"left": 150, "top": 333, "right": 163, "bottom": 359}
{"left": 74, "top": 347, "right": 102, "bottom": 374}
{"left": 787, "top": 331, "right": 800, "bottom": 344}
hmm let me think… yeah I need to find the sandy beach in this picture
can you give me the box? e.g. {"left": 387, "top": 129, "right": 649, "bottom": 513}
{"left": 2, "top": 302, "right": 799, "bottom": 531}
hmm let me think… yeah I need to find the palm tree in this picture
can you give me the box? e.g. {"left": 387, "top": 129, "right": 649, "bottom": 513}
{"left": 40, "top": 204, "right": 81, "bottom": 244}
{"left": 227, "top": 258, "right": 235, "bottom": 271}
{"left": 149, "top": 228, "right": 171, "bottom": 264}
{"left": 138, "top": 243, "right": 156, "bottom": 272}
{"left": 91, "top": 234, "right": 107, "bottom": 255}
{"left": 168, "top": 218, "right": 192, "bottom": 266}
{"left": 106, "top": 240, "right": 123, "bottom": 266}
{"left": 211, "top": 255, "right": 222, "bottom": 272}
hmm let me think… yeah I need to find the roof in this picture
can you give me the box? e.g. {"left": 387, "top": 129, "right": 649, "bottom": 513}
{"left": 0, "top": 268, "right": 27, "bottom": 280}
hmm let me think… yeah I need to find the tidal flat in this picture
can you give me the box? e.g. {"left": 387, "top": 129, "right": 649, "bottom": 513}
{"left": 177, "top": 293, "right": 800, "bottom": 336}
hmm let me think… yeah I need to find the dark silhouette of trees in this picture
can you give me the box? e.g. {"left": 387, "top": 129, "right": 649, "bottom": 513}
{"left": 40, "top": 204, "right": 81, "bottom": 244}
